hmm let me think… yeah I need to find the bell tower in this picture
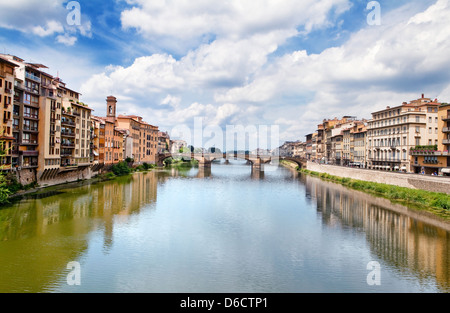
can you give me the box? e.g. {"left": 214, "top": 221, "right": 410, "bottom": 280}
{"left": 106, "top": 96, "right": 117, "bottom": 121}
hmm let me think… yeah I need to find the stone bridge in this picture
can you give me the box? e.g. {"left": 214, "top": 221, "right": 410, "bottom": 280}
{"left": 157, "top": 152, "right": 307, "bottom": 171}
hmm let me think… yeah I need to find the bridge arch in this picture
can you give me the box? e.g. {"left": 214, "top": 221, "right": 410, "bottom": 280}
{"left": 280, "top": 157, "right": 306, "bottom": 169}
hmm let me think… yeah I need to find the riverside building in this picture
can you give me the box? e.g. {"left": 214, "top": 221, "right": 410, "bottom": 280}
{"left": 367, "top": 95, "right": 440, "bottom": 173}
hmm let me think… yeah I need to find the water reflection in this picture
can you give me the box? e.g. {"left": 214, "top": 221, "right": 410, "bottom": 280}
{"left": 0, "top": 165, "right": 449, "bottom": 293}
{"left": 0, "top": 172, "right": 158, "bottom": 292}
{"left": 302, "top": 174, "right": 450, "bottom": 292}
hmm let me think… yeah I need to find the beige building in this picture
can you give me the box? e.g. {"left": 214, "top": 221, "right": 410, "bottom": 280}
{"left": 352, "top": 123, "right": 367, "bottom": 167}
{"left": 367, "top": 95, "right": 440, "bottom": 173}
{"left": 1, "top": 53, "right": 95, "bottom": 183}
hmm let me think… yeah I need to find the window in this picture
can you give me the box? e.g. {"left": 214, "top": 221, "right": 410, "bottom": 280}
{"left": 416, "top": 116, "right": 421, "bottom": 123}
{"left": 24, "top": 93, "right": 31, "bottom": 104}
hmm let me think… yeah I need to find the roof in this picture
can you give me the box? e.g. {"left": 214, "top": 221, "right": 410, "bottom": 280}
{"left": 0, "top": 56, "right": 19, "bottom": 68}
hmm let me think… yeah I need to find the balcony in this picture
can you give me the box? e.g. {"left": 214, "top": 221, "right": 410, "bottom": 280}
{"left": 423, "top": 160, "right": 439, "bottom": 164}
{"left": 20, "top": 150, "right": 39, "bottom": 157}
{"left": 61, "top": 119, "right": 75, "bottom": 127}
{"left": 61, "top": 130, "right": 76, "bottom": 138}
{"left": 411, "top": 150, "right": 448, "bottom": 156}
{"left": 25, "top": 72, "right": 41, "bottom": 83}
{"left": 369, "top": 157, "right": 402, "bottom": 163}
{"left": 23, "top": 113, "right": 39, "bottom": 120}
{"left": 61, "top": 143, "right": 75, "bottom": 148}
{"left": 443, "top": 139, "right": 450, "bottom": 145}
{"left": 443, "top": 127, "right": 450, "bottom": 133}
{"left": 443, "top": 115, "right": 450, "bottom": 122}
{"left": 23, "top": 126, "right": 39, "bottom": 133}
{"left": 14, "top": 81, "right": 25, "bottom": 90}
{"left": 21, "top": 139, "right": 38, "bottom": 145}
{"left": 22, "top": 162, "right": 38, "bottom": 169}
{"left": 42, "top": 89, "right": 58, "bottom": 100}
{"left": 25, "top": 87, "right": 40, "bottom": 96}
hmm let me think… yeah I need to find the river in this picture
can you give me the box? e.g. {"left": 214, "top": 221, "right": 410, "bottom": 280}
{"left": 0, "top": 161, "right": 449, "bottom": 293}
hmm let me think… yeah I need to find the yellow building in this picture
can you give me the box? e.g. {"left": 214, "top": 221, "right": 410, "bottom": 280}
{"left": 0, "top": 56, "right": 17, "bottom": 170}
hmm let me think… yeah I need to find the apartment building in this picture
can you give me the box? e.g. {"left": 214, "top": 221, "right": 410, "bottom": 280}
{"left": 437, "top": 103, "right": 450, "bottom": 175}
{"left": 158, "top": 131, "right": 171, "bottom": 154}
{"left": 0, "top": 53, "right": 97, "bottom": 184}
{"left": 367, "top": 95, "right": 440, "bottom": 173}
{"left": 4, "top": 55, "right": 44, "bottom": 175}
{"left": 323, "top": 117, "right": 361, "bottom": 165}
{"left": 352, "top": 123, "right": 367, "bottom": 168}
{"left": 39, "top": 72, "right": 63, "bottom": 179}
{"left": 319, "top": 118, "right": 342, "bottom": 162}
{"left": 90, "top": 116, "right": 102, "bottom": 165}
{"left": 0, "top": 57, "right": 17, "bottom": 170}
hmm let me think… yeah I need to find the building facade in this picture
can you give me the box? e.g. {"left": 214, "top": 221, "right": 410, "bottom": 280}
{"left": 0, "top": 57, "right": 17, "bottom": 170}
{"left": 367, "top": 95, "right": 440, "bottom": 173}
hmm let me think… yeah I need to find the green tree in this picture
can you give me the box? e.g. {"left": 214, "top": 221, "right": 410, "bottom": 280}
{"left": 111, "top": 161, "right": 131, "bottom": 176}
{"left": 0, "top": 171, "right": 11, "bottom": 205}
{"left": 0, "top": 135, "right": 12, "bottom": 205}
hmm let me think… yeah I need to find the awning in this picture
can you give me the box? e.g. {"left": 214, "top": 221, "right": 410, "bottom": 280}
{"left": 441, "top": 168, "right": 450, "bottom": 174}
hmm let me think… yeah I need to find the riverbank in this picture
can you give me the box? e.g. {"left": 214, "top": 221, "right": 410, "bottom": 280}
{"left": 297, "top": 167, "right": 450, "bottom": 221}
{"left": 307, "top": 162, "right": 450, "bottom": 194}
{"left": 1, "top": 162, "right": 161, "bottom": 205}
{"left": 1, "top": 160, "right": 199, "bottom": 205}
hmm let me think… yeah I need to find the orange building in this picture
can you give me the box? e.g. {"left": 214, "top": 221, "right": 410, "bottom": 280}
{"left": 95, "top": 96, "right": 158, "bottom": 166}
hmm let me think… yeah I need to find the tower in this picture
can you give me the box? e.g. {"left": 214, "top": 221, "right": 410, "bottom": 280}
{"left": 106, "top": 96, "right": 117, "bottom": 121}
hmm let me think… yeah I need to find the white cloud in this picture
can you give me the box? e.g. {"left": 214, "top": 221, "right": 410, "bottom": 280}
{"left": 32, "top": 20, "right": 64, "bottom": 37}
{"left": 81, "top": 0, "right": 450, "bottom": 144}
{"left": 56, "top": 34, "right": 78, "bottom": 46}
{"left": 0, "top": 0, "right": 91, "bottom": 45}
{"left": 121, "top": 0, "right": 351, "bottom": 52}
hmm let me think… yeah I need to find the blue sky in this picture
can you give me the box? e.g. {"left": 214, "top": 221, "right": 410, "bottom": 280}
{"left": 1, "top": 0, "right": 449, "bottom": 147}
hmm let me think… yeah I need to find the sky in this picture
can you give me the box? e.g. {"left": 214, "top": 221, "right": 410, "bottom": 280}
{"left": 1, "top": 0, "right": 450, "bottom": 148}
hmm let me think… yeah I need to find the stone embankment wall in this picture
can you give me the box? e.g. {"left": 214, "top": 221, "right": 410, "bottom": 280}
{"left": 306, "top": 162, "right": 450, "bottom": 194}
{"left": 12, "top": 167, "right": 103, "bottom": 188}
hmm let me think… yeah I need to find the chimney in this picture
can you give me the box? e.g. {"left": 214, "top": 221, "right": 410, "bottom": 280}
{"left": 422, "top": 93, "right": 424, "bottom": 99}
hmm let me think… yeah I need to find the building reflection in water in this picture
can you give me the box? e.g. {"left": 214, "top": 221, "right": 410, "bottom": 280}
{"left": 0, "top": 172, "right": 158, "bottom": 292}
{"left": 302, "top": 174, "right": 450, "bottom": 292}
